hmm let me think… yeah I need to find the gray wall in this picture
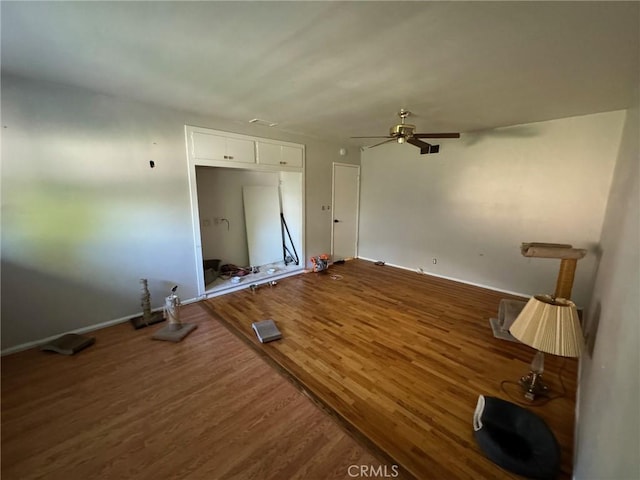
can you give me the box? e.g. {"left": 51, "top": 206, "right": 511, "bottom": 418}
{"left": 358, "top": 111, "right": 626, "bottom": 307}
{"left": 574, "top": 107, "right": 639, "bottom": 479}
{"left": 1, "top": 74, "right": 358, "bottom": 351}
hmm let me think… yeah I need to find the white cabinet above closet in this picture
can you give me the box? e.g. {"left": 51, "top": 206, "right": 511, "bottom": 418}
{"left": 186, "top": 125, "right": 304, "bottom": 171}
{"left": 256, "top": 141, "right": 304, "bottom": 168}
{"left": 190, "top": 130, "right": 255, "bottom": 163}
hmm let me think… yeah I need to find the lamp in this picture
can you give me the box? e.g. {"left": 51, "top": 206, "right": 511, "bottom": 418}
{"left": 509, "top": 294, "right": 584, "bottom": 400}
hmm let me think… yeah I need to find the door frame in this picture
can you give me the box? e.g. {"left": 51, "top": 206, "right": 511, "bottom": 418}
{"left": 331, "top": 162, "right": 360, "bottom": 260}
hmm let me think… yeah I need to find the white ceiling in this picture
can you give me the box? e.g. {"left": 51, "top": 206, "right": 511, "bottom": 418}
{"left": 2, "top": 1, "right": 638, "bottom": 145}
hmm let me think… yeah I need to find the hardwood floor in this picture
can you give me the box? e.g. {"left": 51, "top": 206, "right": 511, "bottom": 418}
{"left": 1, "top": 304, "right": 390, "bottom": 480}
{"left": 203, "top": 259, "right": 578, "bottom": 480}
{"left": 2, "top": 260, "right": 578, "bottom": 479}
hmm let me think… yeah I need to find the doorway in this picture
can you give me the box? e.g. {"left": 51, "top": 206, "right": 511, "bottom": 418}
{"left": 331, "top": 163, "right": 360, "bottom": 261}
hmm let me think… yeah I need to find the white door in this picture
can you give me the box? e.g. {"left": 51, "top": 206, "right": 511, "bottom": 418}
{"left": 332, "top": 163, "right": 360, "bottom": 260}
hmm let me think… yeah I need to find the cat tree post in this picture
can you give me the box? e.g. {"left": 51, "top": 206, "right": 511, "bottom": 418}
{"left": 555, "top": 258, "right": 578, "bottom": 299}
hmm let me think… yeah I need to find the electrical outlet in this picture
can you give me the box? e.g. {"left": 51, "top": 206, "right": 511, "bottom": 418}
{"left": 432, "top": 258, "right": 437, "bottom": 264}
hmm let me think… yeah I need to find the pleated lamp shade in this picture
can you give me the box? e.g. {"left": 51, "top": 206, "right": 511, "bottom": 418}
{"left": 509, "top": 295, "right": 584, "bottom": 357}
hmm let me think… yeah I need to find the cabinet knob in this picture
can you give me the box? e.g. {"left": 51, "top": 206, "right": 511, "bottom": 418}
{"left": 229, "top": 156, "right": 234, "bottom": 160}
{"left": 224, "top": 155, "right": 228, "bottom": 159}
{"left": 279, "top": 161, "right": 287, "bottom": 165}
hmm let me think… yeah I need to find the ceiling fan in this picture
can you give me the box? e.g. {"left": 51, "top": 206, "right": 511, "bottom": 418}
{"left": 352, "top": 109, "right": 460, "bottom": 154}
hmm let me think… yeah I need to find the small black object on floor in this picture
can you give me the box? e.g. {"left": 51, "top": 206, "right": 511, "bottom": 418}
{"left": 40, "top": 333, "right": 95, "bottom": 355}
{"left": 473, "top": 395, "right": 560, "bottom": 479}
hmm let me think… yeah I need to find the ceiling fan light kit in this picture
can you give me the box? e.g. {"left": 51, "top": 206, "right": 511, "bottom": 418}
{"left": 352, "top": 109, "right": 460, "bottom": 155}
{"left": 390, "top": 124, "right": 416, "bottom": 139}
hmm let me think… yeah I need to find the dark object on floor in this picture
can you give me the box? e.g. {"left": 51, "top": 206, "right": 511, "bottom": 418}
{"left": 252, "top": 319, "right": 282, "bottom": 343}
{"left": 334, "top": 259, "right": 345, "bottom": 264}
{"left": 473, "top": 395, "right": 560, "bottom": 479}
{"left": 221, "top": 264, "right": 250, "bottom": 277}
{"left": 204, "top": 258, "right": 222, "bottom": 284}
{"left": 130, "top": 311, "right": 165, "bottom": 330}
{"left": 374, "top": 261, "right": 385, "bottom": 266}
{"left": 40, "top": 333, "right": 95, "bottom": 355}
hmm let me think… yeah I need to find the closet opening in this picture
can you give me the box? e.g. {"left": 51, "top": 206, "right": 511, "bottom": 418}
{"left": 191, "top": 166, "right": 304, "bottom": 297}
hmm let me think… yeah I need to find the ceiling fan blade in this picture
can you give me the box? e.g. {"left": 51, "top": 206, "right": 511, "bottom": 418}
{"left": 368, "top": 138, "right": 397, "bottom": 149}
{"left": 407, "top": 137, "right": 439, "bottom": 155}
{"left": 413, "top": 132, "right": 460, "bottom": 139}
{"left": 351, "top": 135, "right": 393, "bottom": 139}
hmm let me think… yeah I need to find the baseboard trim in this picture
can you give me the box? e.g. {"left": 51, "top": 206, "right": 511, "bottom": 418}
{"left": 1, "top": 297, "right": 201, "bottom": 356}
{"left": 357, "top": 256, "right": 530, "bottom": 299}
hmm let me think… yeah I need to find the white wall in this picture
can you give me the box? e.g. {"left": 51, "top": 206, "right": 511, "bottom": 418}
{"left": 358, "top": 111, "right": 626, "bottom": 306}
{"left": 573, "top": 107, "right": 639, "bottom": 479}
{"left": 1, "top": 74, "right": 358, "bottom": 351}
{"left": 306, "top": 146, "right": 360, "bottom": 259}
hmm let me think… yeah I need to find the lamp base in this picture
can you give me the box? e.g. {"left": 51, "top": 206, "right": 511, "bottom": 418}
{"left": 519, "top": 371, "right": 549, "bottom": 401}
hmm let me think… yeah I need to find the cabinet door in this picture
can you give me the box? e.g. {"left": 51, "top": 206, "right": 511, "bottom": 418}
{"left": 226, "top": 137, "right": 255, "bottom": 164}
{"left": 256, "top": 142, "right": 283, "bottom": 166}
{"left": 256, "top": 142, "right": 303, "bottom": 168}
{"left": 281, "top": 145, "right": 303, "bottom": 168}
{"left": 191, "top": 132, "right": 227, "bottom": 161}
{"left": 191, "top": 131, "right": 255, "bottom": 163}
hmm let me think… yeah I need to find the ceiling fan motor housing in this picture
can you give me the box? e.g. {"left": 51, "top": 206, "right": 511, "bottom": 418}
{"left": 390, "top": 123, "right": 416, "bottom": 138}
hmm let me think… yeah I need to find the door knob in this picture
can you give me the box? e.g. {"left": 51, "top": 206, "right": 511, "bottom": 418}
{"left": 334, "top": 219, "right": 340, "bottom": 223}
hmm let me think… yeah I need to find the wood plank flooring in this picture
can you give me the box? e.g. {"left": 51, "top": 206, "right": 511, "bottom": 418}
{"left": 203, "top": 259, "right": 578, "bottom": 480}
{"left": 1, "top": 304, "right": 391, "bottom": 480}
